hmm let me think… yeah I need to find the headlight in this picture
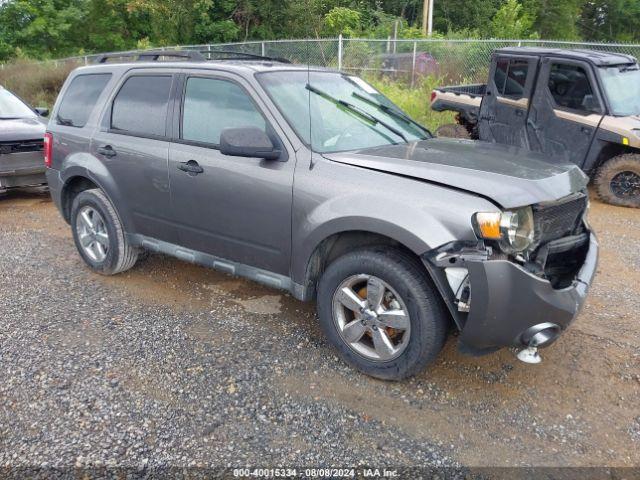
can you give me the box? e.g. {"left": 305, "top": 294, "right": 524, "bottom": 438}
{"left": 473, "top": 207, "right": 535, "bottom": 253}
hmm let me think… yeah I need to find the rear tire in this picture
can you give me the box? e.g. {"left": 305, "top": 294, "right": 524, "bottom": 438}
{"left": 70, "top": 188, "right": 140, "bottom": 275}
{"left": 435, "top": 123, "right": 471, "bottom": 139}
{"left": 317, "top": 247, "right": 449, "bottom": 380}
{"left": 594, "top": 154, "right": 640, "bottom": 208}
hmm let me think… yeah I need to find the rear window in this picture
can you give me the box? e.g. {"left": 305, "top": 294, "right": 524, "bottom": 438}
{"left": 56, "top": 74, "right": 111, "bottom": 127}
{"left": 111, "top": 75, "right": 172, "bottom": 137}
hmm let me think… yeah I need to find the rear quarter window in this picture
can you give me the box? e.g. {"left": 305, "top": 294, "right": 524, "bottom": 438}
{"left": 111, "top": 75, "right": 172, "bottom": 137}
{"left": 56, "top": 74, "right": 112, "bottom": 127}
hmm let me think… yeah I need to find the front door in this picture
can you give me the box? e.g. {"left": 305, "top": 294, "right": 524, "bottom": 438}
{"left": 168, "top": 72, "right": 295, "bottom": 276}
{"left": 479, "top": 55, "right": 538, "bottom": 148}
{"left": 527, "top": 59, "right": 604, "bottom": 167}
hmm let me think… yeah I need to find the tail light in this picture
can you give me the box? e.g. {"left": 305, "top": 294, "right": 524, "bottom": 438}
{"left": 44, "top": 132, "right": 52, "bottom": 167}
{"left": 430, "top": 91, "right": 437, "bottom": 103}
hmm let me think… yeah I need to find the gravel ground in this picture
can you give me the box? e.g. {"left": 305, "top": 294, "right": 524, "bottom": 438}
{"left": 0, "top": 188, "right": 639, "bottom": 476}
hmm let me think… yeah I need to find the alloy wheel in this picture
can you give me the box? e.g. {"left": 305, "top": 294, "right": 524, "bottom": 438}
{"left": 610, "top": 170, "right": 640, "bottom": 199}
{"left": 75, "top": 206, "right": 109, "bottom": 262}
{"left": 332, "top": 274, "right": 411, "bottom": 361}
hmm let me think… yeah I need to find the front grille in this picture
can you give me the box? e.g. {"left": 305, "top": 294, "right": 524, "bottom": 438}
{"left": 533, "top": 193, "right": 588, "bottom": 245}
{"left": 0, "top": 139, "right": 44, "bottom": 155}
{"left": 529, "top": 193, "right": 589, "bottom": 289}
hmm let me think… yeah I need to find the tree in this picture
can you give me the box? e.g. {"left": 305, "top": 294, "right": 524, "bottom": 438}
{"left": 523, "top": 0, "right": 582, "bottom": 40}
{"left": 580, "top": 0, "right": 640, "bottom": 42}
{"left": 324, "top": 7, "right": 362, "bottom": 36}
{"left": 491, "top": 0, "right": 537, "bottom": 38}
{"left": 433, "top": 0, "right": 506, "bottom": 35}
{"left": 0, "top": 0, "right": 86, "bottom": 59}
{"left": 84, "top": 0, "right": 151, "bottom": 53}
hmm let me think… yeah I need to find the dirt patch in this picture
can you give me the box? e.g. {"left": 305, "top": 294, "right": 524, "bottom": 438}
{"left": 278, "top": 195, "right": 640, "bottom": 468}
{"left": 3, "top": 187, "right": 639, "bottom": 468}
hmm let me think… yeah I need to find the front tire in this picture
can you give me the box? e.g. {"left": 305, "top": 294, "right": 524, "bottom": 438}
{"left": 594, "top": 154, "right": 640, "bottom": 208}
{"left": 70, "top": 188, "right": 140, "bottom": 275}
{"left": 317, "top": 248, "right": 449, "bottom": 380}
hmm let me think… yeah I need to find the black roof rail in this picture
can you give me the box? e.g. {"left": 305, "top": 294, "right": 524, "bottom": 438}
{"left": 94, "top": 49, "right": 206, "bottom": 64}
{"left": 204, "top": 50, "right": 291, "bottom": 64}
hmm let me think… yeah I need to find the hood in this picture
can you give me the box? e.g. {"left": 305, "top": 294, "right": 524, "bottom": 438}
{"left": 0, "top": 116, "right": 46, "bottom": 142}
{"left": 322, "top": 138, "right": 588, "bottom": 208}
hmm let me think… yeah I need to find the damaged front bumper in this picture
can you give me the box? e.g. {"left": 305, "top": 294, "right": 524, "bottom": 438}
{"left": 424, "top": 232, "right": 599, "bottom": 352}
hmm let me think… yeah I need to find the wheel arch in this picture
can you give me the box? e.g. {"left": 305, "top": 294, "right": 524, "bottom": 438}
{"left": 584, "top": 133, "right": 639, "bottom": 176}
{"left": 296, "top": 225, "right": 432, "bottom": 302}
{"left": 59, "top": 165, "right": 134, "bottom": 232}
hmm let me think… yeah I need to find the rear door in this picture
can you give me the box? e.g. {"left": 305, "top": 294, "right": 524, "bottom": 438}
{"left": 479, "top": 55, "right": 538, "bottom": 148}
{"left": 92, "top": 69, "right": 178, "bottom": 243}
{"left": 167, "top": 70, "right": 295, "bottom": 276}
{"left": 527, "top": 58, "right": 604, "bottom": 167}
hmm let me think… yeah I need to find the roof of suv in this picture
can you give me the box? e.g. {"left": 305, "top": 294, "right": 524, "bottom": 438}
{"left": 494, "top": 47, "right": 637, "bottom": 66}
{"left": 74, "top": 60, "right": 333, "bottom": 79}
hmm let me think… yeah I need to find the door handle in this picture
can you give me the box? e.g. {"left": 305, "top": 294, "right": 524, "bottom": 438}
{"left": 96, "top": 145, "right": 116, "bottom": 158}
{"left": 581, "top": 126, "right": 593, "bottom": 135}
{"left": 177, "top": 160, "right": 204, "bottom": 175}
{"left": 515, "top": 109, "right": 524, "bottom": 117}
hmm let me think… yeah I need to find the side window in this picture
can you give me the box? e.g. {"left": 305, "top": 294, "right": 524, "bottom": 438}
{"left": 493, "top": 58, "right": 529, "bottom": 98}
{"left": 494, "top": 58, "right": 508, "bottom": 94}
{"left": 56, "top": 74, "right": 111, "bottom": 127}
{"left": 504, "top": 60, "right": 529, "bottom": 97}
{"left": 182, "top": 77, "right": 266, "bottom": 145}
{"left": 111, "top": 75, "right": 172, "bottom": 137}
{"left": 548, "top": 63, "right": 600, "bottom": 112}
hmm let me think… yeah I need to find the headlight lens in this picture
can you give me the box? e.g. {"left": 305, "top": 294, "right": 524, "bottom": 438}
{"left": 473, "top": 207, "right": 535, "bottom": 253}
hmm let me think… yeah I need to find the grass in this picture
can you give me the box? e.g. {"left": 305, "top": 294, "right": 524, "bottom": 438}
{"left": 0, "top": 59, "right": 78, "bottom": 108}
{"left": 367, "top": 75, "right": 456, "bottom": 132}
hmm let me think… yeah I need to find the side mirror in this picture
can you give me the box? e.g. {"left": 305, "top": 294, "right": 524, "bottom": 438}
{"left": 219, "top": 127, "right": 281, "bottom": 160}
{"left": 34, "top": 107, "right": 49, "bottom": 117}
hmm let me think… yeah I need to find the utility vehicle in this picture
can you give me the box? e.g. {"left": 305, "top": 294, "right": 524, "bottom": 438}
{"left": 431, "top": 47, "right": 640, "bottom": 207}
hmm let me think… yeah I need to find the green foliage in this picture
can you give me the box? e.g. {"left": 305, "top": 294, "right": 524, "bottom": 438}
{"left": 324, "top": 7, "right": 362, "bottom": 36}
{"left": 522, "top": 0, "right": 582, "bottom": 40}
{"left": 366, "top": 75, "right": 456, "bottom": 132}
{"left": 580, "top": 0, "right": 640, "bottom": 42}
{"left": 491, "top": 0, "right": 538, "bottom": 39}
{"left": 434, "top": 0, "right": 505, "bottom": 35}
{"left": 0, "top": 0, "right": 638, "bottom": 61}
{"left": 0, "top": 0, "right": 86, "bottom": 59}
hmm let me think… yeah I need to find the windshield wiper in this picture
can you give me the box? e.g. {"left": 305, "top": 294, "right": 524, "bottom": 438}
{"left": 351, "top": 91, "right": 432, "bottom": 137}
{"left": 305, "top": 84, "right": 408, "bottom": 143}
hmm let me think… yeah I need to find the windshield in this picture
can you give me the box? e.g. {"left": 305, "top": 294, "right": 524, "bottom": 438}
{"left": 258, "top": 71, "right": 430, "bottom": 153}
{"left": 600, "top": 65, "right": 640, "bottom": 116}
{"left": 0, "top": 88, "right": 35, "bottom": 119}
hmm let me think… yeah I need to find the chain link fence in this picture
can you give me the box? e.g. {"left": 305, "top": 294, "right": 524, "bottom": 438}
{"left": 39, "top": 38, "right": 640, "bottom": 85}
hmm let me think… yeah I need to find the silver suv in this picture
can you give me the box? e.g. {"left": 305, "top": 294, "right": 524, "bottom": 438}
{"left": 45, "top": 51, "right": 598, "bottom": 380}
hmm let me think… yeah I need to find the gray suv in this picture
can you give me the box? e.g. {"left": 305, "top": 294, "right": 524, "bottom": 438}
{"left": 45, "top": 51, "right": 598, "bottom": 380}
